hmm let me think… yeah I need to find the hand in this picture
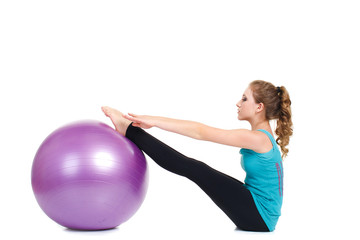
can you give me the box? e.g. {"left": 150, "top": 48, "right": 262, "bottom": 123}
{"left": 122, "top": 113, "right": 156, "bottom": 129}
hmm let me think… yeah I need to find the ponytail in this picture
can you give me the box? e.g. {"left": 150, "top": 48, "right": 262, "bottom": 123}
{"left": 250, "top": 81, "right": 293, "bottom": 159}
{"left": 275, "top": 86, "right": 293, "bottom": 159}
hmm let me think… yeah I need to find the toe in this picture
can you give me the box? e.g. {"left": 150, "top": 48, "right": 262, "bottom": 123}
{"left": 101, "top": 106, "right": 111, "bottom": 116}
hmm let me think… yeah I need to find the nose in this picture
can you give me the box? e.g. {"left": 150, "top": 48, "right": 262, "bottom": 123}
{"left": 236, "top": 101, "right": 241, "bottom": 108}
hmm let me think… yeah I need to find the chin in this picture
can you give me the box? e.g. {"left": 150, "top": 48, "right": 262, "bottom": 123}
{"left": 237, "top": 114, "right": 248, "bottom": 121}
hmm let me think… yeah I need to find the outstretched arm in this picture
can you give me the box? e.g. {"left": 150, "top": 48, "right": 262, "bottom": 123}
{"left": 123, "top": 113, "right": 267, "bottom": 151}
{"left": 123, "top": 114, "right": 203, "bottom": 140}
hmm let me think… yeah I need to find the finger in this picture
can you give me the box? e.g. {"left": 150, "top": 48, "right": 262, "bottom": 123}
{"left": 132, "top": 123, "right": 141, "bottom": 127}
{"left": 123, "top": 114, "right": 136, "bottom": 123}
{"left": 128, "top": 113, "right": 138, "bottom": 117}
{"left": 123, "top": 114, "right": 141, "bottom": 123}
{"left": 122, "top": 114, "right": 131, "bottom": 120}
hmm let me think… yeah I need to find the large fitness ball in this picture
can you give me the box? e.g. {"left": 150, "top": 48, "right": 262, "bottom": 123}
{"left": 31, "top": 120, "right": 149, "bottom": 230}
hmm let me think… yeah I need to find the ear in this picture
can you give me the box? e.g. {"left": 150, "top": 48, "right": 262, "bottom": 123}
{"left": 256, "top": 102, "right": 265, "bottom": 113}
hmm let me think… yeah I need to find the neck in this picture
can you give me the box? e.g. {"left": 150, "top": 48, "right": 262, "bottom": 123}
{"left": 249, "top": 119, "right": 270, "bottom": 131}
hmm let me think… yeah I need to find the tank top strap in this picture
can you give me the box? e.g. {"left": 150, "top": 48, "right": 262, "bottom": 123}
{"left": 257, "top": 129, "right": 277, "bottom": 146}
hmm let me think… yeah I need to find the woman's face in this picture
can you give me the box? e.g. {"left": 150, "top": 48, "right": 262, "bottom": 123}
{"left": 236, "top": 87, "right": 259, "bottom": 121}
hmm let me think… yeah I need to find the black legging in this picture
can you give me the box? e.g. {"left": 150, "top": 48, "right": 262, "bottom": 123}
{"left": 126, "top": 123, "right": 269, "bottom": 232}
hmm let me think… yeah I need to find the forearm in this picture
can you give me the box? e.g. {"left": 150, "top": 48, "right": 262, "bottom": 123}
{"left": 153, "top": 116, "right": 203, "bottom": 140}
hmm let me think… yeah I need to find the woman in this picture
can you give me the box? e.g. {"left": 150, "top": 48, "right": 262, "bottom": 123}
{"left": 101, "top": 80, "right": 293, "bottom": 232}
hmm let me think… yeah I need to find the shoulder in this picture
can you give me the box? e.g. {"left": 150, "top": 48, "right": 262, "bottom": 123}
{"left": 251, "top": 130, "right": 274, "bottom": 153}
{"left": 199, "top": 125, "right": 273, "bottom": 151}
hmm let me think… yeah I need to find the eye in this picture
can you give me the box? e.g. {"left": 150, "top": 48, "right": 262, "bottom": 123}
{"left": 242, "top": 97, "right": 247, "bottom": 101}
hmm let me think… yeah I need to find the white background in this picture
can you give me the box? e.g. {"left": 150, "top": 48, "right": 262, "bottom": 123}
{"left": 1, "top": 0, "right": 359, "bottom": 239}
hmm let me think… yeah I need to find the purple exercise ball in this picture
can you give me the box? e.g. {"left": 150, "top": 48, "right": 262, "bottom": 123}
{"left": 31, "top": 120, "right": 149, "bottom": 230}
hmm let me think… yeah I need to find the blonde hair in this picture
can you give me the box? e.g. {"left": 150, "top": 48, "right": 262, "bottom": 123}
{"left": 249, "top": 80, "right": 293, "bottom": 159}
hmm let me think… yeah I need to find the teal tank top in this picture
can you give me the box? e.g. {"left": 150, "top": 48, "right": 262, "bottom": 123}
{"left": 240, "top": 129, "right": 283, "bottom": 231}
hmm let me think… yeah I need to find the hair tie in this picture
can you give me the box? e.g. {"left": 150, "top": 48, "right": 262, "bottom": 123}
{"left": 277, "top": 86, "right": 281, "bottom": 93}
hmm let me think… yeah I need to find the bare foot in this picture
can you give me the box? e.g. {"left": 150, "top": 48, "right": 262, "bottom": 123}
{"left": 101, "top": 106, "right": 132, "bottom": 136}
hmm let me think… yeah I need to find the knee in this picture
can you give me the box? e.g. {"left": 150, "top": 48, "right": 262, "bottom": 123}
{"left": 182, "top": 158, "right": 212, "bottom": 178}
{"left": 186, "top": 157, "right": 209, "bottom": 170}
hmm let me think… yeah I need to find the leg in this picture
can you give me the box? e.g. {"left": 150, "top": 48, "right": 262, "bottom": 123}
{"left": 126, "top": 124, "right": 269, "bottom": 232}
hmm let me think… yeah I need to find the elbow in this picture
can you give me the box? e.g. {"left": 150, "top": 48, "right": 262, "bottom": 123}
{"left": 195, "top": 123, "right": 206, "bottom": 141}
